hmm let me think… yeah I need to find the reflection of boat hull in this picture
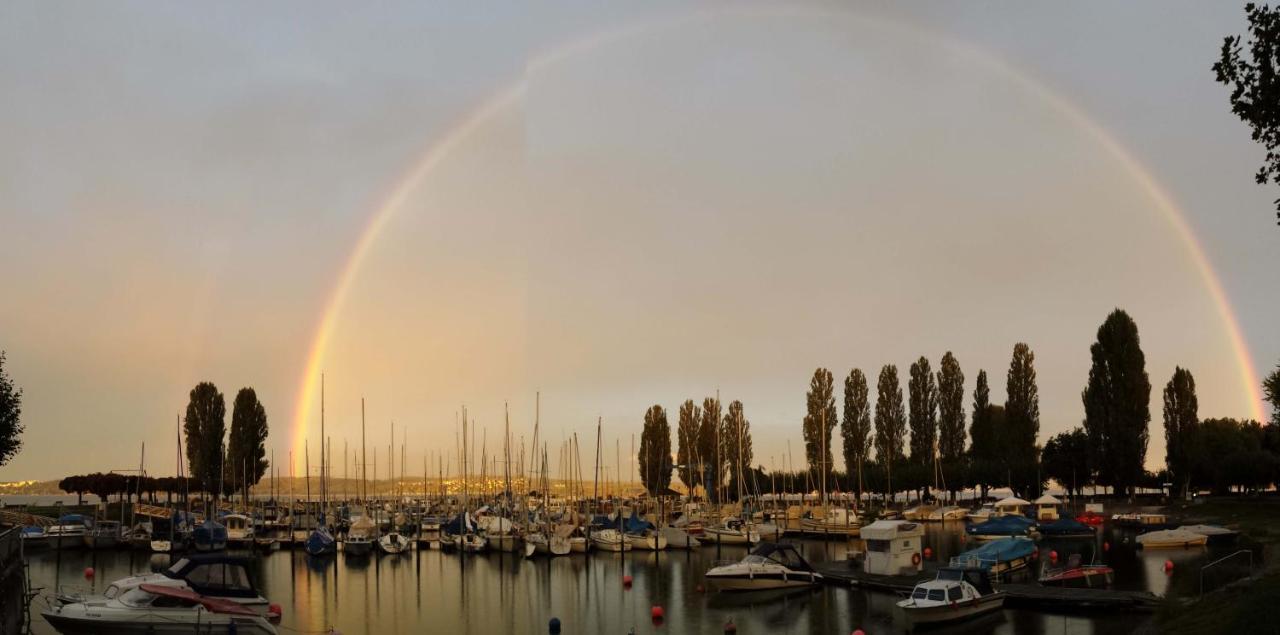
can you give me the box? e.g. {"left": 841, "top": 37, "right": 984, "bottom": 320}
{"left": 43, "top": 606, "right": 278, "bottom": 635}
{"left": 1039, "top": 566, "right": 1113, "bottom": 587}
{"left": 569, "top": 536, "right": 589, "bottom": 553}
{"left": 489, "top": 534, "right": 519, "bottom": 553}
{"left": 898, "top": 592, "right": 1005, "bottom": 626}
{"left": 343, "top": 538, "right": 374, "bottom": 557}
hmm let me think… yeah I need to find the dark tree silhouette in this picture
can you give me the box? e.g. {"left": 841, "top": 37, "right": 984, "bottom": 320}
{"left": 874, "top": 365, "right": 906, "bottom": 499}
{"left": 1215, "top": 3, "right": 1280, "bottom": 225}
{"left": 698, "top": 396, "right": 723, "bottom": 500}
{"left": 1264, "top": 363, "right": 1280, "bottom": 426}
{"left": 968, "top": 370, "right": 995, "bottom": 499}
{"left": 1163, "top": 367, "right": 1199, "bottom": 499}
{"left": 227, "top": 387, "right": 269, "bottom": 500}
{"left": 841, "top": 368, "right": 872, "bottom": 498}
{"left": 0, "top": 352, "right": 23, "bottom": 467}
{"left": 803, "top": 368, "right": 838, "bottom": 487}
{"left": 937, "top": 352, "right": 966, "bottom": 460}
{"left": 720, "top": 400, "right": 753, "bottom": 499}
{"left": 638, "top": 404, "right": 672, "bottom": 495}
{"left": 908, "top": 356, "right": 938, "bottom": 465}
{"left": 1005, "top": 343, "right": 1040, "bottom": 457}
{"left": 1083, "top": 309, "right": 1151, "bottom": 498}
{"left": 675, "top": 399, "right": 701, "bottom": 490}
{"left": 184, "top": 382, "right": 227, "bottom": 497}
{"left": 1042, "top": 428, "right": 1090, "bottom": 499}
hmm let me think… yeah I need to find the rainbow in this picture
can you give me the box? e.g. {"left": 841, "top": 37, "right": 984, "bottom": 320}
{"left": 287, "top": 6, "right": 1265, "bottom": 464}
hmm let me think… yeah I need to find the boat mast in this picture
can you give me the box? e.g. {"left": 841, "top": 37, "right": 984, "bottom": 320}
{"left": 361, "top": 398, "right": 367, "bottom": 503}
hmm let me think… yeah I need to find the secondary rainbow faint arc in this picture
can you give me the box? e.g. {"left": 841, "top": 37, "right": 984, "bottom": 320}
{"left": 287, "top": 7, "right": 1266, "bottom": 465}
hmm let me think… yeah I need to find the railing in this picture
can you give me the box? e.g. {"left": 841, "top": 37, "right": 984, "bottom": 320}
{"left": 1200, "top": 549, "right": 1253, "bottom": 597}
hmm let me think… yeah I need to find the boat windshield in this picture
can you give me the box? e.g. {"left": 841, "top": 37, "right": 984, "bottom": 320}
{"left": 911, "top": 586, "right": 927, "bottom": 599}
{"left": 119, "top": 588, "right": 155, "bottom": 608}
{"left": 947, "top": 586, "right": 963, "bottom": 601}
{"left": 927, "top": 588, "right": 946, "bottom": 601}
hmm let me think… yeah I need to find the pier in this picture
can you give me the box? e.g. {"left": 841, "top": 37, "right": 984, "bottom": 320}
{"left": 814, "top": 560, "right": 1162, "bottom": 611}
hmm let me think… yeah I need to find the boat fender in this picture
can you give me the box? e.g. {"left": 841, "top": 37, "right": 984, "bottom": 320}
{"left": 911, "top": 552, "right": 921, "bottom": 566}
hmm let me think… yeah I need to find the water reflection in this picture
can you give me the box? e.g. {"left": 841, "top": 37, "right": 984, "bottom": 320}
{"left": 26, "top": 522, "right": 1240, "bottom": 635}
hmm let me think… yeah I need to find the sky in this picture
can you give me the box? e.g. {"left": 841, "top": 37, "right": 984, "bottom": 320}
{"left": 0, "top": 1, "right": 1276, "bottom": 482}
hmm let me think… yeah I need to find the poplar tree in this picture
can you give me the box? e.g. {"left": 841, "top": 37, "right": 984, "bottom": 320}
{"left": 720, "top": 400, "right": 753, "bottom": 500}
{"left": 0, "top": 352, "right": 23, "bottom": 467}
{"left": 675, "top": 399, "right": 701, "bottom": 491}
{"left": 639, "top": 405, "right": 673, "bottom": 495}
{"left": 1005, "top": 343, "right": 1040, "bottom": 454}
{"left": 968, "top": 370, "right": 995, "bottom": 498}
{"left": 936, "top": 352, "right": 966, "bottom": 460}
{"left": 1163, "top": 367, "right": 1198, "bottom": 499}
{"left": 908, "top": 356, "right": 938, "bottom": 465}
{"left": 227, "top": 387, "right": 269, "bottom": 500}
{"left": 874, "top": 365, "right": 906, "bottom": 499}
{"left": 698, "top": 396, "right": 723, "bottom": 501}
{"left": 1083, "top": 309, "right": 1151, "bottom": 498}
{"left": 184, "top": 382, "right": 226, "bottom": 497}
{"left": 841, "top": 368, "right": 872, "bottom": 499}
{"left": 803, "top": 368, "right": 838, "bottom": 486}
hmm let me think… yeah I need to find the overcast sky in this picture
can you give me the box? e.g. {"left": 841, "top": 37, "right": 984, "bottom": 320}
{"left": 1, "top": 1, "right": 1276, "bottom": 481}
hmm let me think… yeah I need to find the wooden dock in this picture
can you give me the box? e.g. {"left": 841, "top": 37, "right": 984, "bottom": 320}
{"left": 814, "top": 561, "right": 1161, "bottom": 611}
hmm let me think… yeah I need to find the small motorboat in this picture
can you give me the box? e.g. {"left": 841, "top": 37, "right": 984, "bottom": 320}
{"left": 417, "top": 520, "right": 442, "bottom": 549}
{"left": 1039, "top": 553, "right": 1113, "bottom": 587}
{"left": 1036, "top": 518, "right": 1096, "bottom": 538}
{"left": 1135, "top": 528, "right": 1207, "bottom": 549}
{"left": 897, "top": 567, "right": 1005, "bottom": 627}
{"left": 702, "top": 518, "right": 760, "bottom": 546}
{"left": 1112, "top": 513, "right": 1171, "bottom": 530}
{"left": 194, "top": 518, "right": 228, "bottom": 552}
{"left": 378, "top": 531, "right": 411, "bottom": 555}
{"left": 951, "top": 537, "right": 1036, "bottom": 579}
{"left": 704, "top": 542, "right": 823, "bottom": 592}
{"left": 660, "top": 525, "right": 701, "bottom": 549}
{"left": 56, "top": 553, "right": 276, "bottom": 618}
{"left": 966, "top": 515, "right": 1036, "bottom": 541}
{"left": 1177, "top": 524, "right": 1238, "bottom": 545}
{"left": 966, "top": 503, "right": 996, "bottom": 522}
{"left": 902, "top": 505, "right": 935, "bottom": 522}
{"left": 925, "top": 506, "right": 968, "bottom": 521}
{"left": 223, "top": 514, "right": 255, "bottom": 548}
{"left": 21, "top": 525, "right": 49, "bottom": 550}
{"left": 45, "top": 583, "right": 278, "bottom": 635}
{"left": 46, "top": 514, "right": 93, "bottom": 550}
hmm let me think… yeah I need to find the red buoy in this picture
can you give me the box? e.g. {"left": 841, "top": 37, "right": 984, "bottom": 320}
{"left": 651, "top": 605, "right": 665, "bottom": 620}
{"left": 1049, "top": 550, "right": 1058, "bottom": 564}
{"left": 724, "top": 619, "right": 738, "bottom": 633}
{"left": 854, "top": 630, "right": 866, "bottom": 635}
{"left": 83, "top": 567, "right": 94, "bottom": 579}
{"left": 1164, "top": 560, "right": 1174, "bottom": 573}
{"left": 623, "top": 574, "right": 633, "bottom": 587}
{"left": 1103, "top": 541, "right": 1110, "bottom": 552}
{"left": 268, "top": 603, "right": 282, "bottom": 622}
{"left": 923, "top": 547, "right": 933, "bottom": 559}
{"left": 695, "top": 584, "right": 704, "bottom": 593}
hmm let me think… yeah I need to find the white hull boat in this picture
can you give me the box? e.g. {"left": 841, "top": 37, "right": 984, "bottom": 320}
{"left": 898, "top": 567, "right": 1005, "bottom": 627}
{"left": 661, "top": 526, "right": 701, "bottom": 549}
{"left": 705, "top": 543, "right": 822, "bottom": 592}
{"left": 590, "top": 529, "right": 632, "bottom": 552}
{"left": 703, "top": 519, "right": 760, "bottom": 546}
{"left": 627, "top": 531, "right": 668, "bottom": 551}
{"left": 45, "top": 583, "right": 277, "bottom": 635}
{"left": 378, "top": 532, "right": 411, "bottom": 555}
{"left": 1136, "top": 529, "right": 1208, "bottom": 549}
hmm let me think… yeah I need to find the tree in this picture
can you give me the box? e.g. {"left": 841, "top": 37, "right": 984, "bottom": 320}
{"left": 638, "top": 405, "right": 673, "bottom": 495}
{"left": 1005, "top": 343, "right": 1040, "bottom": 456}
{"left": 1162, "top": 367, "right": 1199, "bottom": 499}
{"left": 968, "top": 370, "right": 996, "bottom": 499}
{"left": 0, "top": 352, "right": 23, "bottom": 467}
{"left": 1082, "top": 309, "right": 1152, "bottom": 498}
{"left": 184, "top": 382, "right": 227, "bottom": 498}
{"left": 720, "top": 400, "right": 753, "bottom": 500}
{"left": 226, "top": 387, "right": 269, "bottom": 501}
{"left": 675, "top": 399, "right": 701, "bottom": 491}
{"left": 1215, "top": 3, "right": 1280, "bottom": 225}
{"left": 698, "top": 396, "right": 723, "bottom": 500}
{"left": 841, "top": 368, "right": 873, "bottom": 500}
{"left": 936, "top": 352, "right": 966, "bottom": 460}
{"left": 908, "top": 357, "right": 938, "bottom": 466}
{"left": 874, "top": 365, "right": 906, "bottom": 500}
{"left": 1265, "top": 363, "right": 1280, "bottom": 426}
{"left": 1189, "top": 418, "right": 1271, "bottom": 494}
{"left": 1042, "top": 428, "right": 1090, "bottom": 500}
{"left": 803, "top": 368, "right": 838, "bottom": 489}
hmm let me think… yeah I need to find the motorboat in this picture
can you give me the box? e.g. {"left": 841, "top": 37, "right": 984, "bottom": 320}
{"left": 344, "top": 516, "right": 375, "bottom": 557}
{"left": 56, "top": 554, "right": 275, "bottom": 617}
{"left": 378, "top": 531, "right": 411, "bottom": 555}
{"left": 702, "top": 518, "right": 760, "bottom": 546}
{"left": 966, "top": 516, "right": 1036, "bottom": 541}
{"left": 1112, "top": 512, "right": 1171, "bottom": 530}
{"left": 85, "top": 520, "right": 122, "bottom": 550}
{"left": 925, "top": 506, "right": 968, "bottom": 521}
{"left": 305, "top": 526, "right": 337, "bottom": 556}
{"left": 194, "top": 518, "right": 228, "bottom": 552}
{"left": 902, "top": 505, "right": 935, "bottom": 522}
{"left": 950, "top": 537, "right": 1036, "bottom": 579}
{"left": 589, "top": 528, "right": 632, "bottom": 552}
{"left": 223, "top": 514, "right": 255, "bottom": 548}
{"left": 966, "top": 503, "right": 996, "bottom": 522}
{"left": 44, "top": 583, "right": 278, "bottom": 635}
{"left": 704, "top": 542, "right": 822, "bottom": 592}
{"left": 1178, "top": 524, "right": 1238, "bottom": 545}
{"left": 1039, "top": 553, "right": 1113, "bottom": 587}
{"left": 1036, "top": 518, "right": 1096, "bottom": 538}
{"left": 661, "top": 525, "right": 701, "bottom": 549}
{"left": 897, "top": 567, "right": 1004, "bottom": 627}
{"left": 21, "top": 525, "right": 49, "bottom": 550}
{"left": 799, "top": 507, "right": 860, "bottom": 536}
{"left": 417, "top": 519, "right": 442, "bottom": 549}
{"left": 46, "top": 514, "right": 93, "bottom": 550}
{"left": 1135, "top": 528, "right": 1207, "bottom": 549}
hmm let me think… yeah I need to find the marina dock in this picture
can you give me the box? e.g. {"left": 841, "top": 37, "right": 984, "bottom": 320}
{"left": 814, "top": 561, "right": 1162, "bottom": 611}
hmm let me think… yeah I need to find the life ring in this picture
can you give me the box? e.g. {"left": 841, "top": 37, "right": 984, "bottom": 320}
{"left": 912, "top": 552, "right": 922, "bottom": 566}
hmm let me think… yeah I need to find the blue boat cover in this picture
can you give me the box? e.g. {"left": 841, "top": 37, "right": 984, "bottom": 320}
{"left": 624, "top": 510, "right": 654, "bottom": 534}
{"left": 1037, "top": 518, "right": 1094, "bottom": 536}
{"left": 957, "top": 537, "right": 1035, "bottom": 569}
{"left": 966, "top": 515, "right": 1035, "bottom": 536}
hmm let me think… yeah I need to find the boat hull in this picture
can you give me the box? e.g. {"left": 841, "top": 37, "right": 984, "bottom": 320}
{"left": 705, "top": 571, "right": 822, "bottom": 592}
{"left": 43, "top": 610, "right": 277, "bottom": 635}
{"left": 898, "top": 593, "right": 1005, "bottom": 626}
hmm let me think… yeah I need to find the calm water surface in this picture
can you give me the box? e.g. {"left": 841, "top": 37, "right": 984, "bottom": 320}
{"left": 26, "top": 523, "right": 1242, "bottom": 635}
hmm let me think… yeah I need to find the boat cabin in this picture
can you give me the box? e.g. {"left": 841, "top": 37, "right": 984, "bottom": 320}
{"left": 993, "top": 497, "right": 1030, "bottom": 517}
{"left": 906, "top": 567, "right": 995, "bottom": 604}
{"left": 740, "top": 542, "right": 815, "bottom": 572}
{"left": 860, "top": 520, "right": 924, "bottom": 576}
{"left": 162, "top": 554, "right": 262, "bottom": 599}
{"left": 1032, "top": 495, "right": 1061, "bottom": 521}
